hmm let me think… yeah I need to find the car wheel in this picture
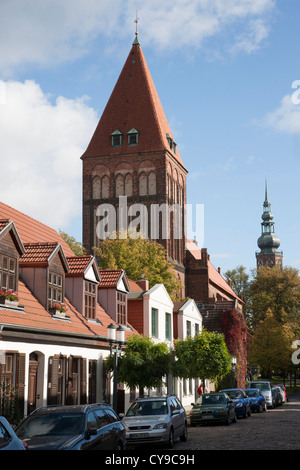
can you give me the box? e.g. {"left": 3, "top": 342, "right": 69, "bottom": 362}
{"left": 168, "top": 428, "right": 174, "bottom": 448}
{"left": 247, "top": 406, "right": 251, "bottom": 417}
{"left": 258, "top": 404, "right": 263, "bottom": 413}
{"left": 180, "top": 423, "right": 188, "bottom": 442}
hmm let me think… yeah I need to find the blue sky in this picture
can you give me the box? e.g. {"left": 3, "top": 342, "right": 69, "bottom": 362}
{"left": 0, "top": 0, "right": 299, "bottom": 277}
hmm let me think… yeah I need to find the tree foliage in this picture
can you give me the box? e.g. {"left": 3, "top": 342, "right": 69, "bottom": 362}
{"left": 106, "top": 335, "right": 172, "bottom": 394}
{"left": 247, "top": 309, "right": 294, "bottom": 379}
{"left": 59, "top": 230, "right": 87, "bottom": 256}
{"left": 224, "top": 265, "right": 251, "bottom": 322}
{"left": 173, "top": 330, "right": 232, "bottom": 385}
{"left": 249, "top": 266, "right": 300, "bottom": 332}
{"left": 93, "top": 232, "right": 182, "bottom": 299}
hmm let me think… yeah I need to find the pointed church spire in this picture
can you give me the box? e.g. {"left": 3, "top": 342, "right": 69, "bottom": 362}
{"left": 256, "top": 180, "right": 283, "bottom": 268}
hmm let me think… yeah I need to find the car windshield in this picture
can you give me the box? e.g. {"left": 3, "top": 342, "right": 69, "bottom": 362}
{"left": 224, "top": 390, "right": 243, "bottom": 399}
{"left": 245, "top": 390, "right": 259, "bottom": 397}
{"left": 250, "top": 383, "right": 270, "bottom": 391}
{"left": 17, "top": 413, "right": 85, "bottom": 438}
{"left": 196, "top": 394, "right": 226, "bottom": 405}
{"left": 126, "top": 400, "right": 168, "bottom": 416}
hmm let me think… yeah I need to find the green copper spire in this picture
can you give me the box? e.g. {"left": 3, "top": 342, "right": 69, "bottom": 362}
{"left": 257, "top": 180, "right": 280, "bottom": 253}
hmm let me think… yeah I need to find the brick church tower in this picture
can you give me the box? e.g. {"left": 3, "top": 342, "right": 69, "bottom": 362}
{"left": 81, "top": 33, "right": 188, "bottom": 292}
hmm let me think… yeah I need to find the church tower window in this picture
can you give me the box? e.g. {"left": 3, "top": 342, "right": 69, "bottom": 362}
{"left": 127, "top": 128, "right": 139, "bottom": 146}
{"left": 111, "top": 130, "right": 122, "bottom": 147}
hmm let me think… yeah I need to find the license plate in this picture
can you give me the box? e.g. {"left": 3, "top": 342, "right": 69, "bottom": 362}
{"left": 130, "top": 433, "right": 149, "bottom": 438}
{"left": 202, "top": 415, "right": 213, "bottom": 419}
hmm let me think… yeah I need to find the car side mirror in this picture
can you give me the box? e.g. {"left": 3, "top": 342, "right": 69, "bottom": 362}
{"left": 172, "top": 409, "right": 180, "bottom": 416}
{"left": 119, "top": 413, "right": 124, "bottom": 419}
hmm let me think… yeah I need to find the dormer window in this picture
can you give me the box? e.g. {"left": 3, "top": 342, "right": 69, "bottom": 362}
{"left": 48, "top": 271, "right": 63, "bottom": 305}
{"left": 84, "top": 280, "right": 97, "bottom": 320}
{"left": 111, "top": 130, "right": 122, "bottom": 147}
{"left": 127, "top": 128, "right": 139, "bottom": 146}
{"left": 166, "top": 134, "right": 177, "bottom": 154}
{"left": 0, "top": 255, "right": 16, "bottom": 291}
{"left": 117, "top": 291, "right": 127, "bottom": 325}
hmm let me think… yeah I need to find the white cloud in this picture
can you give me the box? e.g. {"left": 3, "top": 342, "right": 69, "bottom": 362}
{"left": 262, "top": 93, "right": 300, "bottom": 134}
{"left": 0, "top": 80, "right": 98, "bottom": 228}
{"left": 0, "top": 0, "right": 276, "bottom": 74}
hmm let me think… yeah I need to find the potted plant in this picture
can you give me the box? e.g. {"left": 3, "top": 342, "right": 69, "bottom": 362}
{"left": 49, "top": 302, "right": 67, "bottom": 316}
{"left": 0, "top": 290, "right": 19, "bottom": 307}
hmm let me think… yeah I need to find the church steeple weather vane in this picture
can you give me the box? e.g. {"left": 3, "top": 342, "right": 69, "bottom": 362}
{"left": 134, "top": 11, "right": 139, "bottom": 36}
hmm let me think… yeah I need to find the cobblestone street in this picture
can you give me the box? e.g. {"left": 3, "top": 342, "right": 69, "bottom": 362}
{"left": 173, "top": 390, "right": 300, "bottom": 450}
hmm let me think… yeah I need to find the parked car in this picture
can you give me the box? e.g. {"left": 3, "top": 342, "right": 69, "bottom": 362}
{"left": 15, "top": 404, "right": 126, "bottom": 450}
{"left": 272, "top": 386, "right": 283, "bottom": 406}
{"left": 190, "top": 392, "right": 237, "bottom": 426}
{"left": 120, "top": 395, "right": 187, "bottom": 448}
{"left": 0, "top": 416, "right": 28, "bottom": 450}
{"left": 244, "top": 389, "right": 267, "bottom": 412}
{"left": 220, "top": 389, "right": 251, "bottom": 418}
{"left": 274, "top": 384, "right": 287, "bottom": 402}
{"left": 248, "top": 381, "right": 275, "bottom": 409}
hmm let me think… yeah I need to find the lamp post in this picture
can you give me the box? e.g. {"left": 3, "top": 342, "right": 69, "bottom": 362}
{"left": 231, "top": 356, "right": 237, "bottom": 388}
{"left": 107, "top": 323, "right": 125, "bottom": 412}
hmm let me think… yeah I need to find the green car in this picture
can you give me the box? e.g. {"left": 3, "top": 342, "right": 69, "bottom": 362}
{"left": 190, "top": 393, "right": 237, "bottom": 426}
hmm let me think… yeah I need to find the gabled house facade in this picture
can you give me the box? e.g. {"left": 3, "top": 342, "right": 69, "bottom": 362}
{"left": 0, "top": 203, "right": 136, "bottom": 419}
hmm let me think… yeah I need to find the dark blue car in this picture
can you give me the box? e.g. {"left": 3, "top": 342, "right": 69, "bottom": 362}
{"left": 220, "top": 389, "right": 251, "bottom": 418}
{"left": 245, "top": 388, "right": 267, "bottom": 412}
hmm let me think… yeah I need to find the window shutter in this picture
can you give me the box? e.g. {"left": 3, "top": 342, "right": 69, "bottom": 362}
{"left": 66, "top": 356, "right": 73, "bottom": 405}
{"left": 48, "top": 356, "right": 59, "bottom": 405}
{"left": 16, "top": 353, "right": 26, "bottom": 416}
{"left": 80, "top": 358, "right": 87, "bottom": 404}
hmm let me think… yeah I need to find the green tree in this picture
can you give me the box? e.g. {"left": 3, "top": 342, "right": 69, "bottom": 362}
{"left": 173, "top": 330, "right": 232, "bottom": 387}
{"left": 249, "top": 266, "right": 300, "bottom": 332}
{"left": 247, "top": 309, "right": 294, "bottom": 379}
{"left": 106, "top": 335, "right": 172, "bottom": 396}
{"left": 224, "top": 265, "right": 251, "bottom": 323}
{"left": 93, "top": 231, "right": 182, "bottom": 299}
{"left": 59, "top": 230, "right": 86, "bottom": 256}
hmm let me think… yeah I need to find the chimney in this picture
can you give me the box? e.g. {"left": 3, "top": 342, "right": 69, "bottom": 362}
{"left": 228, "top": 279, "right": 231, "bottom": 286}
{"left": 137, "top": 274, "right": 149, "bottom": 291}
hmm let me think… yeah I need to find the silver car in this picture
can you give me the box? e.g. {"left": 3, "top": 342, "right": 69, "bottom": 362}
{"left": 0, "top": 416, "right": 27, "bottom": 450}
{"left": 121, "top": 395, "right": 187, "bottom": 448}
{"left": 248, "top": 381, "right": 275, "bottom": 409}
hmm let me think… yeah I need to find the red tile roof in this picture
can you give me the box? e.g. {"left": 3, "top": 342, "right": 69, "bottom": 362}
{"left": 128, "top": 279, "right": 143, "bottom": 292}
{"left": 98, "top": 269, "right": 123, "bottom": 288}
{"left": 0, "top": 201, "right": 74, "bottom": 257}
{"left": 20, "top": 242, "right": 58, "bottom": 264}
{"left": 0, "top": 280, "right": 134, "bottom": 341}
{"left": 81, "top": 40, "right": 186, "bottom": 171}
{"left": 66, "top": 255, "right": 94, "bottom": 275}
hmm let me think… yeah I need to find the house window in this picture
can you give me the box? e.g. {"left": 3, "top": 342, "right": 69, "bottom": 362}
{"left": 111, "top": 130, "right": 122, "bottom": 147}
{"left": 127, "top": 128, "right": 139, "bottom": 146}
{"left": 151, "top": 308, "right": 158, "bottom": 338}
{"left": 186, "top": 320, "right": 191, "bottom": 337}
{"left": 48, "top": 271, "right": 63, "bottom": 306}
{"left": 84, "top": 281, "right": 97, "bottom": 320}
{"left": 0, "top": 254, "right": 16, "bottom": 291}
{"left": 165, "top": 313, "right": 171, "bottom": 341}
{"left": 117, "top": 291, "right": 126, "bottom": 325}
{"left": 195, "top": 323, "right": 200, "bottom": 336}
